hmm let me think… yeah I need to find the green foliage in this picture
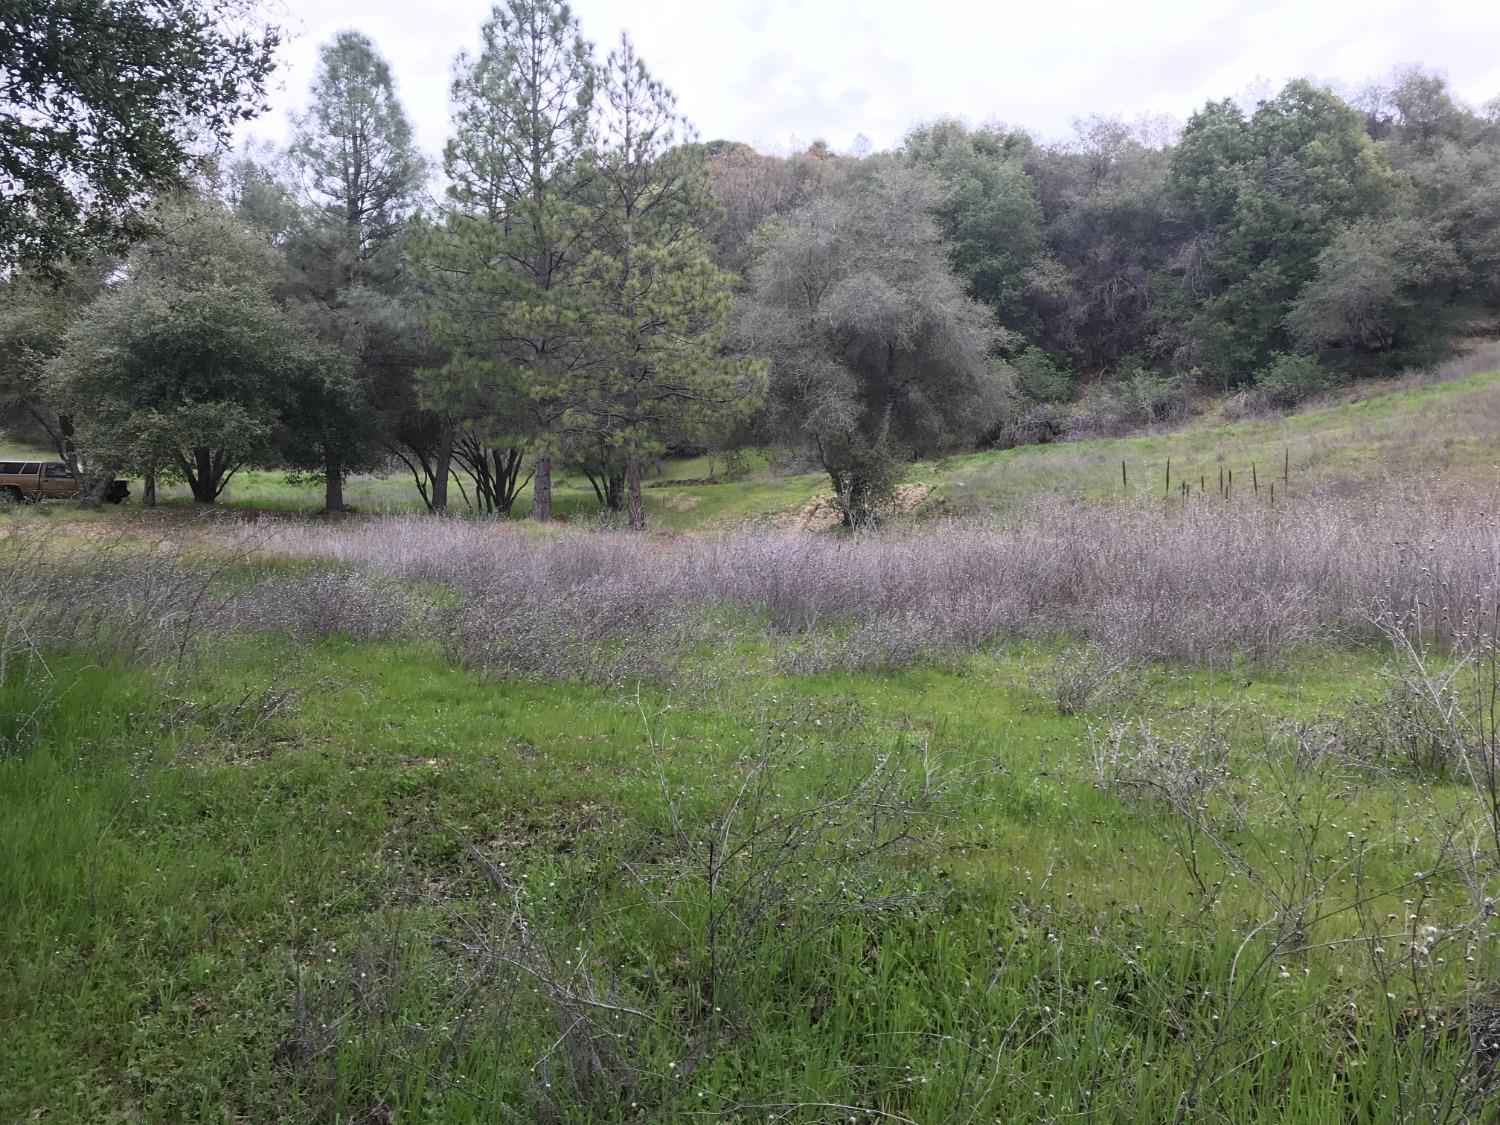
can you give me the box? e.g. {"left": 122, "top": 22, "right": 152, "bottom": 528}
{"left": 291, "top": 32, "right": 426, "bottom": 272}
{"left": 903, "top": 118, "right": 1044, "bottom": 335}
{"left": 414, "top": 0, "right": 599, "bottom": 516}
{"left": 285, "top": 32, "right": 429, "bottom": 507}
{"left": 737, "top": 163, "right": 1000, "bottom": 525}
{"left": 569, "top": 34, "right": 767, "bottom": 528}
{"left": 1407, "top": 142, "right": 1500, "bottom": 310}
{"left": 1170, "top": 80, "right": 1401, "bottom": 383}
{"left": 1252, "top": 352, "right": 1335, "bottom": 408}
{"left": 50, "top": 197, "right": 352, "bottom": 502}
{"left": 0, "top": 261, "right": 108, "bottom": 461}
{"left": 1099, "top": 362, "right": 1188, "bottom": 428}
{"left": 1026, "top": 117, "right": 1177, "bottom": 369}
{"left": 1011, "top": 345, "right": 1073, "bottom": 402}
{"left": 1287, "top": 217, "right": 1464, "bottom": 366}
{"left": 0, "top": 0, "right": 279, "bottom": 267}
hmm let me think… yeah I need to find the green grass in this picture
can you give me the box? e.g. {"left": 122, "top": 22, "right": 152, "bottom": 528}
{"left": 4, "top": 627, "right": 1495, "bottom": 1122}
{"left": 116, "top": 458, "right": 827, "bottom": 530}
{"left": 926, "top": 367, "right": 1500, "bottom": 519}
{"left": 16, "top": 366, "right": 1500, "bottom": 532}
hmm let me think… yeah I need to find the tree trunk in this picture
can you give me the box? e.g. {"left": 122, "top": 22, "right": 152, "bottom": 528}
{"left": 492, "top": 446, "right": 528, "bottom": 515}
{"left": 324, "top": 452, "right": 345, "bottom": 512}
{"left": 143, "top": 470, "right": 157, "bottom": 509}
{"left": 192, "top": 447, "right": 216, "bottom": 504}
{"left": 625, "top": 454, "right": 645, "bottom": 531}
{"left": 432, "top": 422, "right": 455, "bottom": 516}
{"left": 533, "top": 454, "right": 552, "bottom": 523}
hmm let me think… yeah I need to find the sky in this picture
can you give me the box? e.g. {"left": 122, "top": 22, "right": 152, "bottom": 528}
{"left": 240, "top": 0, "right": 1500, "bottom": 160}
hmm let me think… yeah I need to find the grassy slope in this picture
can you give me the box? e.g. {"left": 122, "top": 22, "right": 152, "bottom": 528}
{"left": 11, "top": 367, "right": 1498, "bottom": 528}
{"left": 926, "top": 368, "right": 1500, "bottom": 519}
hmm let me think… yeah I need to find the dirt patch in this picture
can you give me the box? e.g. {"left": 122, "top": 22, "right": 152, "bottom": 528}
{"left": 780, "top": 483, "right": 934, "bottom": 531}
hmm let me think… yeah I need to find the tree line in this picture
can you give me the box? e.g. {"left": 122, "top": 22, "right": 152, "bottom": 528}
{"left": 3, "top": 0, "right": 1498, "bottom": 527}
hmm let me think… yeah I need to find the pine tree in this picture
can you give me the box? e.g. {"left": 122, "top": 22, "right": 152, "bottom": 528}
{"left": 289, "top": 31, "right": 426, "bottom": 510}
{"left": 574, "top": 34, "right": 765, "bottom": 530}
{"left": 418, "top": 0, "right": 596, "bottom": 520}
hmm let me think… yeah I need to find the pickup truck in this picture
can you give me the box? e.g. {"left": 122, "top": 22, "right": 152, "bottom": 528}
{"left": 0, "top": 460, "right": 129, "bottom": 504}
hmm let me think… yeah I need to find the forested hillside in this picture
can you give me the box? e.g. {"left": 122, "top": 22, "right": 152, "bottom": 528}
{"left": 4, "top": 2, "right": 1499, "bottom": 531}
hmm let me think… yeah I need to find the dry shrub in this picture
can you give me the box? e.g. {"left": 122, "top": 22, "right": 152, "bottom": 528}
{"left": 231, "top": 569, "right": 432, "bottom": 645}
{"left": 253, "top": 488, "right": 1500, "bottom": 674}
{"left": 1087, "top": 717, "right": 1236, "bottom": 823}
{"left": 12, "top": 485, "right": 1500, "bottom": 683}
{"left": 0, "top": 527, "right": 249, "bottom": 669}
{"left": 1045, "top": 643, "right": 1132, "bottom": 716}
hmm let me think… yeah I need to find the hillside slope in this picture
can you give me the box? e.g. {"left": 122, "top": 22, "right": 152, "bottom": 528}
{"left": 645, "top": 363, "right": 1500, "bottom": 526}
{"left": 7, "top": 363, "right": 1500, "bottom": 527}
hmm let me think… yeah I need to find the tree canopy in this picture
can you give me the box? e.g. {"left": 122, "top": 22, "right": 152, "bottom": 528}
{"left": 0, "top": 0, "right": 279, "bottom": 267}
{"left": 737, "top": 164, "right": 1000, "bottom": 524}
{"left": 51, "top": 198, "right": 351, "bottom": 503}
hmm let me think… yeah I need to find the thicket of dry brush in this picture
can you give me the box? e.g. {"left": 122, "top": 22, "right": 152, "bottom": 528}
{"left": 252, "top": 490, "right": 1500, "bottom": 675}
{"left": 6, "top": 489, "right": 1500, "bottom": 684}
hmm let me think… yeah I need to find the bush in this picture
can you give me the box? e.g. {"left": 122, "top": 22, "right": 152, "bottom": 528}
{"left": 1066, "top": 365, "right": 1187, "bottom": 438}
{"left": 1114, "top": 365, "right": 1189, "bottom": 425}
{"left": 991, "top": 402, "right": 1067, "bottom": 449}
{"left": 1253, "top": 353, "right": 1334, "bottom": 408}
{"left": 1012, "top": 346, "right": 1073, "bottom": 403}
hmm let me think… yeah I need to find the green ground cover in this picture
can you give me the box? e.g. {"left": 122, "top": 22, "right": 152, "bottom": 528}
{"left": 3, "top": 628, "right": 1494, "bottom": 1122}
{"left": 10, "top": 366, "right": 1500, "bottom": 530}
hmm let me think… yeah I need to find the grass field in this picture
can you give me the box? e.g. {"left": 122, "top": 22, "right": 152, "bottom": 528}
{"left": 8, "top": 627, "right": 1493, "bottom": 1123}
{"left": 10, "top": 356, "right": 1500, "bottom": 531}
{"left": 7, "top": 366, "right": 1500, "bottom": 1121}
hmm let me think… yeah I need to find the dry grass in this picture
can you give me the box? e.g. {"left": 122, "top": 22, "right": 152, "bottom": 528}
{"left": 232, "top": 488, "right": 1500, "bottom": 674}
{"left": 8, "top": 485, "right": 1500, "bottom": 684}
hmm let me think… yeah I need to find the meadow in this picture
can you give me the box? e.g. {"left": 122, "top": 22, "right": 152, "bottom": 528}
{"left": 11, "top": 347, "right": 1500, "bottom": 533}
{"left": 7, "top": 371, "right": 1500, "bottom": 1122}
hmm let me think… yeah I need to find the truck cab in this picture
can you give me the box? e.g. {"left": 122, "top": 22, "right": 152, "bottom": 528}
{"left": 0, "top": 461, "right": 130, "bottom": 504}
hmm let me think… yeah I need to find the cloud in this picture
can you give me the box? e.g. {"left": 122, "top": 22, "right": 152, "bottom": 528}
{"left": 238, "top": 0, "right": 1500, "bottom": 164}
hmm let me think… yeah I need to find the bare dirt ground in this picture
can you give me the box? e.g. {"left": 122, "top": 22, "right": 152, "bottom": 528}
{"left": 782, "top": 482, "right": 934, "bottom": 531}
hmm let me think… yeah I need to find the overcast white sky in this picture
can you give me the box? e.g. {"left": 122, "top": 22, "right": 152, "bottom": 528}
{"left": 242, "top": 0, "right": 1500, "bottom": 159}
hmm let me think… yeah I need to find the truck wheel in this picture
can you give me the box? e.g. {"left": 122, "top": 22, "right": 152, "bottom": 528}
{"left": 0, "top": 487, "right": 22, "bottom": 505}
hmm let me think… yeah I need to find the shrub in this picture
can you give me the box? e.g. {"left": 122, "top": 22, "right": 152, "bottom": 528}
{"left": 1113, "top": 364, "right": 1189, "bottom": 425}
{"left": 991, "top": 402, "right": 1067, "bottom": 449}
{"left": 1066, "top": 365, "right": 1188, "bottom": 437}
{"left": 1012, "top": 346, "right": 1073, "bottom": 403}
{"left": 1253, "top": 352, "right": 1334, "bottom": 408}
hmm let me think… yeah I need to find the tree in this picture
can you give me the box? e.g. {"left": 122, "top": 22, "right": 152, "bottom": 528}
{"left": 737, "top": 164, "right": 1000, "bottom": 527}
{"left": 1400, "top": 106, "right": 1500, "bottom": 313}
{"left": 292, "top": 32, "right": 426, "bottom": 273}
{"left": 1168, "top": 80, "right": 1399, "bottom": 383}
{"left": 903, "top": 118, "right": 1044, "bottom": 337}
{"left": 705, "top": 140, "right": 857, "bottom": 271}
{"left": 0, "top": 0, "right": 279, "bottom": 267}
{"left": 1286, "top": 217, "right": 1464, "bottom": 366}
{"left": 288, "top": 31, "right": 427, "bottom": 510}
{"left": 417, "top": 0, "right": 596, "bottom": 520}
{"left": 571, "top": 33, "right": 765, "bottom": 531}
{"left": 1363, "top": 67, "right": 1485, "bottom": 164}
{"left": 1025, "top": 117, "right": 1178, "bottom": 372}
{"left": 0, "top": 260, "right": 108, "bottom": 470}
{"left": 51, "top": 197, "right": 351, "bottom": 503}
